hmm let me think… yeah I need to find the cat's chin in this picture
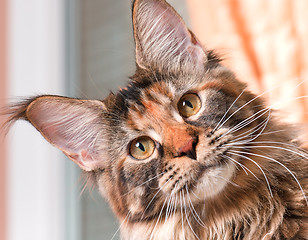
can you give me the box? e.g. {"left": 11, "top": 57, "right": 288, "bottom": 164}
{"left": 158, "top": 160, "right": 236, "bottom": 208}
{"left": 191, "top": 162, "right": 236, "bottom": 201}
{"left": 169, "top": 162, "right": 236, "bottom": 207}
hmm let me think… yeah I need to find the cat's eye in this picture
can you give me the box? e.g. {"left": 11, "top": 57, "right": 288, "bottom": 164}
{"left": 177, "top": 93, "right": 201, "bottom": 118}
{"left": 130, "top": 136, "right": 155, "bottom": 160}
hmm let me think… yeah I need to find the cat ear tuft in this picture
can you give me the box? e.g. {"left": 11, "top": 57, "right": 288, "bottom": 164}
{"left": 14, "top": 96, "right": 107, "bottom": 171}
{"left": 132, "top": 0, "right": 207, "bottom": 72}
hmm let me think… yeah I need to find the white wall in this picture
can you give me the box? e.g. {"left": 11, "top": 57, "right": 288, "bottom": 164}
{"left": 7, "top": 0, "right": 66, "bottom": 240}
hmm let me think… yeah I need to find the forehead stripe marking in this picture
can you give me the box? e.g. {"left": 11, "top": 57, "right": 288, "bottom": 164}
{"left": 199, "top": 81, "right": 223, "bottom": 91}
{"left": 199, "top": 81, "right": 239, "bottom": 97}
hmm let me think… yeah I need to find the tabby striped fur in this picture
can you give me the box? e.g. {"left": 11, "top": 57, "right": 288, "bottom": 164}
{"left": 4, "top": 0, "right": 308, "bottom": 239}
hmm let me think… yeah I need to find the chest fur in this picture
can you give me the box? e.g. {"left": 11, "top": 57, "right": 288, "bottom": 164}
{"left": 121, "top": 214, "right": 197, "bottom": 240}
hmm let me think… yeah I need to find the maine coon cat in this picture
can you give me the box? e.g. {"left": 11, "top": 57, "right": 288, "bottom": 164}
{"left": 5, "top": 0, "right": 308, "bottom": 239}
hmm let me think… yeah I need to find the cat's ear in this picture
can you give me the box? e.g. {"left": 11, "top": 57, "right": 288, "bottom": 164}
{"left": 132, "top": 0, "right": 207, "bottom": 72}
{"left": 8, "top": 96, "right": 106, "bottom": 171}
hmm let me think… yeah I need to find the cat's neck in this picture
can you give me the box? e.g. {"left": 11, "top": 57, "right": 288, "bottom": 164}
{"left": 118, "top": 180, "right": 286, "bottom": 240}
{"left": 120, "top": 213, "right": 197, "bottom": 240}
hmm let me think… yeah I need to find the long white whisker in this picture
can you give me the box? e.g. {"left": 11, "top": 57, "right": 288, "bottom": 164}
{"left": 179, "top": 190, "right": 186, "bottom": 240}
{"left": 229, "top": 141, "right": 301, "bottom": 149}
{"left": 165, "top": 185, "right": 179, "bottom": 225}
{"left": 215, "top": 175, "right": 240, "bottom": 188}
{"left": 189, "top": 187, "right": 201, "bottom": 200}
{"left": 269, "top": 95, "right": 308, "bottom": 111}
{"left": 185, "top": 184, "right": 206, "bottom": 228}
{"left": 229, "top": 144, "right": 308, "bottom": 159}
{"left": 219, "top": 94, "right": 308, "bottom": 144}
{"left": 229, "top": 110, "right": 271, "bottom": 144}
{"left": 230, "top": 117, "right": 269, "bottom": 142}
{"left": 230, "top": 149, "right": 308, "bottom": 206}
{"left": 182, "top": 190, "right": 201, "bottom": 240}
{"left": 213, "top": 88, "right": 247, "bottom": 132}
{"left": 141, "top": 177, "right": 173, "bottom": 219}
{"left": 222, "top": 155, "right": 258, "bottom": 181}
{"left": 121, "top": 171, "right": 165, "bottom": 197}
{"left": 219, "top": 107, "right": 270, "bottom": 140}
{"left": 149, "top": 197, "right": 168, "bottom": 240}
{"left": 110, "top": 212, "right": 131, "bottom": 240}
{"left": 165, "top": 193, "right": 174, "bottom": 224}
{"left": 216, "top": 77, "right": 307, "bottom": 132}
{"left": 172, "top": 190, "right": 178, "bottom": 240}
{"left": 253, "top": 129, "right": 289, "bottom": 136}
{"left": 229, "top": 150, "right": 273, "bottom": 197}
{"left": 217, "top": 92, "right": 270, "bottom": 132}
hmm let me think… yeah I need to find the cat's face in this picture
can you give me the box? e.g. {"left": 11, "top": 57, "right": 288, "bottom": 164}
{"left": 100, "top": 64, "right": 263, "bottom": 220}
{"left": 6, "top": 0, "right": 267, "bottom": 223}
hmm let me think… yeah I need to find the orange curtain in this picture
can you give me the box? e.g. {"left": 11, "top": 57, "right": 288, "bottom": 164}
{"left": 186, "top": 0, "right": 308, "bottom": 126}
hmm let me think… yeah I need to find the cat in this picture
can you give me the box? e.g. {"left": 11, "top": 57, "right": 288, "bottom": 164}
{"left": 4, "top": 0, "right": 308, "bottom": 239}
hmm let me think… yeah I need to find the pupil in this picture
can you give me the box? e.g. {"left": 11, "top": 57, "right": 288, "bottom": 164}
{"left": 184, "top": 100, "right": 193, "bottom": 109}
{"left": 136, "top": 142, "right": 145, "bottom": 152}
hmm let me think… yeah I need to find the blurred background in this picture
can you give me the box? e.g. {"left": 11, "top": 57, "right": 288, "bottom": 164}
{"left": 0, "top": 0, "right": 307, "bottom": 240}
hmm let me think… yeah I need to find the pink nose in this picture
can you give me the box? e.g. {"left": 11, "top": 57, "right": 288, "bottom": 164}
{"left": 175, "top": 137, "right": 198, "bottom": 160}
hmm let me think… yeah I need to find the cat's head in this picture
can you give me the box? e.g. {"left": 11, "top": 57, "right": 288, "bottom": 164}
{"left": 7, "top": 0, "right": 269, "bottom": 221}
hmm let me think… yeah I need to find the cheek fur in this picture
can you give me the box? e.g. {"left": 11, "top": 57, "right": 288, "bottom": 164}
{"left": 111, "top": 158, "right": 165, "bottom": 218}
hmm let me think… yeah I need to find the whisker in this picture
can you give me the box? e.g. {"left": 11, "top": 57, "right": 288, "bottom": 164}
{"left": 229, "top": 150, "right": 273, "bottom": 197}
{"left": 149, "top": 197, "right": 169, "bottom": 240}
{"left": 229, "top": 144, "right": 308, "bottom": 159}
{"left": 213, "top": 88, "right": 247, "bottom": 132}
{"left": 165, "top": 185, "right": 179, "bottom": 224}
{"left": 121, "top": 171, "right": 165, "bottom": 197}
{"left": 172, "top": 190, "right": 178, "bottom": 240}
{"left": 249, "top": 141, "right": 308, "bottom": 150}
{"left": 188, "top": 175, "right": 201, "bottom": 193}
{"left": 216, "top": 77, "right": 307, "bottom": 133}
{"left": 229, "top": 111, "right": 271, "bottom": 144}
{"left": 230, "top": 117, "right": 269, "bottom": 142}
{"left": 262, "top": 230, "right": 274, "bottom": 240}
{"left": 110, "top": 211, "right": 131, "bottom": 240}
{"left": 189, "top": 187, "right": 201, "bottom": 200}
{"left": 215, "top": 175, "right": 240, "bottom": 188}
{"left": 254, "top": 129, "right": 289, "bottom": 136}
{"left": 216, "top": 87, "right": 274, "bottom": 132}
{"left": 182, "top": 190, "right": 201, "bottom": 240}
{"left": 268, "top": 95, "right": 308, "bottom": 111}
{"left": 141, "top": 177, "right": 173, "bottom": 219}
{"left": 230, "top": 149, "right": 308, "bottom": 206}
{"left": 228, "top": 129, "right": 294, "bottom": 149}
{"left": 185, "top": 184, "right": 206, "bottom": 228}
{"left": 179, "top": 190, "right": 186, "bottom": 240}
{"left": 219, "top": 94, "right": 308, "bottom": 145}
{"left": 164, "top": 192, "right": 174, "bottom": 224}
{"left": 219, "top": 107, "right": 270, "bottom": 140}
{"left": 222, "top": 155, "right": 247, "bottom": 176}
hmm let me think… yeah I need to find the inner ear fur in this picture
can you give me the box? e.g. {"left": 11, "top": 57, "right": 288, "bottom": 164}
{"left": 132, "top": 0, "right": 207, "bottom": 73}
{"left": 7, "top": 95, "right": 107, "bottom": 171}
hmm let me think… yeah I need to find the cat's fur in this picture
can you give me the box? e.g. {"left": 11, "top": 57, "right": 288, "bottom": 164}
{"left": 4, "top": 0, "right": 308, "bottom": 239}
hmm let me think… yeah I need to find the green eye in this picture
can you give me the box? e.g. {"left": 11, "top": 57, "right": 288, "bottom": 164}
{"left": 130, "top": 136, "right": 155, "bottom": 160}
{"left": 178, "top": 93, "right": 201, "bottom": 118}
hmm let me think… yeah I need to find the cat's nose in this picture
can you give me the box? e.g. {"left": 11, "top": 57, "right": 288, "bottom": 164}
{"left": 175, "top": 137, "right": 198, "bottom": 160}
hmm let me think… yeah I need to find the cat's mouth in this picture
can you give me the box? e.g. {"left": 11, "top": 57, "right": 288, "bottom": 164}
{"left": 159, "top": 128, "right": 235, "bottom": 203}
{"left": 162, "top": 159, "right": 233, "bottom": 195}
